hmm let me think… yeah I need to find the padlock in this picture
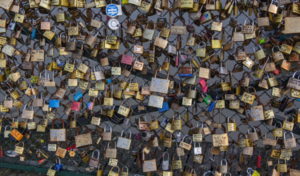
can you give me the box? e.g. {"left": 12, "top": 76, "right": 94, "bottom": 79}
{"left": 277, "top": 160, "right": 287, "bottom": 173}
{"left": 220, "top": 159, "right": 228, "bottom": 173}
{"left": 172, "top": 115, "right": 182, "bottom": 131}
{"left": 53, "top": 158, "right": 63, "bottom": 171}
{"left": 81, "top": 151, "right": 90, "bottom": 163}
{"left": 227, "top": 117, "right": 237, "bottom": 132}
{"left": 211, "top": 33, "right": 222, "bottom": 49}
{"left": 0, "top": 146, "right": 3, "bottom": 158}
{"left": 193, "top": 142, "right": 202, "bottom": 155}
{"left": 97, "top": 165, "right": 104, "bottom": 176}
{"left": 268, "top": 0, "right": 278, "bottom": 14}
{"left": 162, "top": 152, "right": 170, "bottom": 170}
{"left": 247, "top": 168, "right": 261, "bottom": 176}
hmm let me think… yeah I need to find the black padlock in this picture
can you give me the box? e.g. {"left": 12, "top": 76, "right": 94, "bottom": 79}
{"left": 279, "top": 96, "right": 289, "bottom": 112}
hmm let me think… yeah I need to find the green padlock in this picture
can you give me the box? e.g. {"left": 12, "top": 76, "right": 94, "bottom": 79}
{"left": 203, "top": 94, "right": 212, "bottom": 105}
{"left": 258, "top": 38, "right": 267, "bottom": 44}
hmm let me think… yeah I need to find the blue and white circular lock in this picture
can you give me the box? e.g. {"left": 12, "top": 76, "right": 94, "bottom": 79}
{"left": 108, "top": 18, "right": 120, "bottom": 30}
{"left": 106, "top": 4, "right": 122, "bottom": 17}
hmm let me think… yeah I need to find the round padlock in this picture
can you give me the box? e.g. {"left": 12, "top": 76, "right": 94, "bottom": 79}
{"left": 108, "top": 18, "right": 120, "bottom": 30}
{"left": 69, "top": 150, "right": 76, "bottom": 157}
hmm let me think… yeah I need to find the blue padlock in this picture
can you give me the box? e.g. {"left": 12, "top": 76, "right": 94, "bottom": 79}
{"left": 160, "top": 117, "right": 169, "bottom": 127}
{"left": 178, "top": 73, "right": 193, "bottom": 77}
{"left": 106, "top": 79, "right": 112, "bottom": 84}
{"left": 208, "top": 101, "right": 216, "bottom": 112}
{"left": 49, "top": 99, "right": 60, "bottom": 108}
{"left": 54, "top": 158, "right": 63, "bottom": 171}
{"left": 56, "top": 59, "right": 65, "bottom": 67}
{"left": 159, "top": 102, "right": 169, "bottom": 112}
{"left": 31, "top": 28, "right": 37, "bottom": 39}
{"left": 74, "top": 91, "right": 83, "bottom": 101}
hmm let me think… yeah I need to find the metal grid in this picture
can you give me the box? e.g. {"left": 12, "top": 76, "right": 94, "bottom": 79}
{"left": 0, "top": 0, "right": 299, "bottom": 175}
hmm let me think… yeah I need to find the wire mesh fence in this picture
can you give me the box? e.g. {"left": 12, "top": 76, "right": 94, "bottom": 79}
{"left": 0, "top": 0, "right": 299, "bottom": 175}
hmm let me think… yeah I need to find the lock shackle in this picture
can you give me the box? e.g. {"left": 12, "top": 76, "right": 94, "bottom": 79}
{"left": 56, "top": 158, "right": 61, "bottom": 164}
{"left": 212, "top": 32, "right": 221, "bottom": 39}
{"left": 207, "top": 0, "right": 216, "bottom": 5}
{"left": 203, "top": 170, "right": 213, "bottom": 176}
{"left": 277, "top": 159, "right": 287, "bottom": 165}
{"left": 247, "top": 127, "right": 257, "bottom": 133}
{"left": 270, "top": 0, "right": 278, "bottom": 4}
{"left": 82, "top": 59, "right": 90, "bottom": 66}
{"left": 292, "top": 71, "right": 300, "bottom": 78}
{"left": 23, "top": 104, "right": 33, "bottom": 111}
{"left": 163, "top": 151, "right": 169, "bottom": 161}
{"left": 139, "top": 116, "right": 148, "bottom": 122}
{"left": 199, "top": 122, "right": 205, "bottom": 128}
{"left": 97, "top": 164, "right": 103, "bottom": 170}
{"left": 226, "top": 117, "right": 234, "bottom": 123}
{"left": 172, "top": 15, "right": 186, "bottom": 25}
{"left": 51, "top": 118, "right": 65, "bottom": 129}
{"left": 236, "top": 45, "right": 246, "bottom": 52}
{"left": 104, "top": 124, "right": 112, "bottom": 132}
{"left": 110, "top": 166, "right": 120, "bottom": 173}
{"left": 4, "top": 125, "right": 11, "bottom": 130}
{"left": 15, "top": 141, "right": 24, "bottom": 147}
{"left": 194, "top": 142, "right": 201, "bottom": 147}
{"left": 272, "top": 46, "right": 281, "bottom": 53}
{"left": 274, "top": 120, "right": 282, "bottom": 128}
{"left": 173, "top": 114, "right": 181, "bottom": 120}
{"left": 247, "top": 168, "right": 254, "bottom": 175}
{"left": 241, "top": 70, "right": 251, "bottom": 80}
{"left": 234, "top": 24, "right": 243, "bottom": 32}
{"left": 286, "top": 115, "right": 295, "bottom": 122}
{"left": 120, "top": 130, "right": 132, "bottom": 138}
{"left": 221, "top": 159, "right": 227, "bottom": 165}
{"left": 243, "top": 18, "right": 254, "bottom": 25}
{"left": 245, "top": 86, "right": 256, "bottom": 95}
{"left": 190, "top": 168, "right": 196, "bottom": 174}
{"left": 283, "top": 131, "right": 294, "bottom": 139}
{"left": 172, "top": 150, "right": 181, "bottom": 160}
{"left": 92, "top": 149, "right": 100, "bottom": 159}
{"left": 67, "top": 36, "right": 75, "bottom": 42}
{"left": 212, "top": 124, "right": 226, "bottom": 134}
{"left": 121, "top": 166, "right": 129, "bottom": 173}
{"left": 199, "top": 41, "right": 206, "bottom": 47}
{"left": 181, "top": 135, "right": 192, "bottom": 144}
{"left": 238, "top": 133, "right": 247, "bottom": 140}
{"left": 107, "top": 141, "right": 117, "bottom": 149}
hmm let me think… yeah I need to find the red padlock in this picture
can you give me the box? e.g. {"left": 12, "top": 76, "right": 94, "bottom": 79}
{"left": 256, "top": 155, "right": 262, "bottom": 168}
{"left": 71, "top": 101, "right": 81, "bottom": 111}
{"left": 0, "top": 146, "right": 3, "bottom": 158}
{"left": 273, "top": 68, "right": 280, "bottom": 75}
{"left": 38, "top": 158, "right": 46, "bottom": 164}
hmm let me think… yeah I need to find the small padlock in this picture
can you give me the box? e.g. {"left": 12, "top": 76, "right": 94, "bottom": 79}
{"left": 54, "top": 158, "right": 63, "bottom": 171}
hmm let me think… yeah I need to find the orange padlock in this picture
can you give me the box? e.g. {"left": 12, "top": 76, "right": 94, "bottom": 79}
{"left": 10, "top": 129, "right": 24, "bottom": 141}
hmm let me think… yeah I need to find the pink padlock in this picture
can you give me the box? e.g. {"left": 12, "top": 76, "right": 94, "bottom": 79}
{"left": 199, "top": 79, "right": 208, "bottom": 93}
{"left": 71, "top": 102, "right": 81, "bottom": 111}
{"left": 121, "top": 54, "right": 134, "bottom": 65}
